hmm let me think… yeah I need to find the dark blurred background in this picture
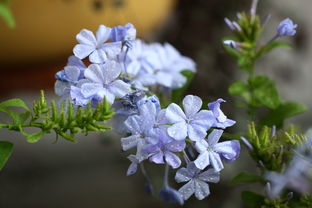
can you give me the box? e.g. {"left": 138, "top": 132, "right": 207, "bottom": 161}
{"left": 0, "top": 0, "right": 311, "bottom": 207}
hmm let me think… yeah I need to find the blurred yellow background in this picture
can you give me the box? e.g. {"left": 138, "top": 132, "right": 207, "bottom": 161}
{"left": 0, "top": 0, "right": 176, "bottom": 65}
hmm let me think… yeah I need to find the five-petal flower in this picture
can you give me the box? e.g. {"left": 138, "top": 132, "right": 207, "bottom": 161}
{"left": 80, "top": 61, "right": 131, "bottom": 104}
{"left": 73, "top": 25, "right": 122, "bottom": 63}
{"left": 175, "top": 162, "right": 220, "bottom": 200}
{"left": 194, "top": 129, "right": 240, "bottom": 171}
{"left": 166, "top": 95, "right": 214, "bottom": 141}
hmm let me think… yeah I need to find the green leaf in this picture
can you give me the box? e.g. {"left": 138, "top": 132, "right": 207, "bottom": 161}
{"left": 0, "top": 107, "right": 21, "bottom": 124}
{"left": 19, "top": 111, "right": 31, "bottom": 123}
{"left": 230, "top": 172, "right": 264, "bottom": 185}
{"left": 0, "top": 0, "right": 15, "bottom": 28}
{"left": 0, "top": 141, "right": 13, "bottom": 170}
{"left": 0, "top": 98, "right": 30, "bottom": 111}
{"left": 241, "top": 191, "right": 265, "bottom": 208}
{"left": 228, "top": 81, "right": 250, "bottom": 102}
{"left": 249, "top": 76, "right": 281, "bottom": 109}
{"left": 259, "top": 101, "right": 307, "bottom": 128}
{"left": 171, "top": 70, "right": 195, "bottom": 103}
{"left": 26, "top": 131, "right": 44, "bottom": 143}
{"left": 256, "top": 41, "right": 292, "bottom": 58}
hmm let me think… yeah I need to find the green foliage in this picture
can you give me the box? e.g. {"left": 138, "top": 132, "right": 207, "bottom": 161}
{"left": 230, "top": 171, "right": 264, "bottom": 185}
{"left": 259, "top": 102, "right": 307, "bottom": 128}
{"left": 241, "top": 191, "right": 265, "bottom": 208}
{"left": 0, "top": 91, "right": 114, "bottom": 170}
{"left": 0, "top": 141, "right": 13, "bottom": 170}
{"left": 248, "top": 76, "right": 281, "bottom": 109}
{"left": 246, "top": 122, "right": 306, "bottom": 172}
{"left": 0, "top": 91, "right": 114, "bottom": 143}
{"left": 0, "top": 0, "right": 15, "bottom": 28}
{"left": 255, "top": 41, "right": 292, "bottom": 59}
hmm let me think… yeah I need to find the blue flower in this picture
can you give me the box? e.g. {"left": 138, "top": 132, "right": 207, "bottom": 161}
{"left": 165, "top": 95, "right": 214, "bottom": 141}
{"left": 144, "top": 139, "right": 186, "bottom": 169}
{"left": 194, "top": 129, "right": 240, "bottom": 171}
{"left": 120, "top": 100, "right": 158, "bottom": 151}
{"left": 112, "top": 92, "right": 157, "bottom": 134}
{"left": 79, "top": 61, "right": 131, "bottom": 104}
{"left": 73, "top": 25, "right": 122, "bottom": 63}
{"left": 55, "top": 56, "right": 87, "bottom": 97}
{"left": 110, "top": 23, "right": 136, "bottom": 46}
{"left": 175, "top": 162, "right": 220, "bottom": 200}
{"left": 208, "top": 98, "right": 236, "bottom": 129}
{"left": 159, "top": 186, "right": 184, "bottom": 205}
{"left": 277, "top": 18, "right": 297, "bottom": 37}
{"left": 145, "top": 43, "right": 196, "bottom": 89}
{"left": 126, "top": 42, "right": 195, "bottom": 90}
{"left": 126, "top": 154, "right": 140, "bottom": 176}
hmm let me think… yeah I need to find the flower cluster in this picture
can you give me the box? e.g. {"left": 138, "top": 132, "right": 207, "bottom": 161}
{"left": 54, "top": 23, "right": 240, "bottom": 205}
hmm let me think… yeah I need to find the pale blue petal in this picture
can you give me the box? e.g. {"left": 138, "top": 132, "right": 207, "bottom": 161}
{"left": 126, "top": 60, "right": 141, "bottom": 76}
{"left": 155, "top": 71, "right": 173, "bottom": 88}
{"left": 100, "top": 89, "right": 115, "bottom": 104}
{"left": 84, "top": 64, "right": 105, "bottom": 83}
{"left": 178, "top": 180, "right": 195, "bottom": 200}
{"left": 198, "top": 169, "right": 220, "bottom": 183}
{"left": 127, "top": 162, "right": 138, "bottom": 176}
{"left": 165, "top": 103, "right": 186, "bottom": 123}
{"left": 102, "top": 60, "right": 122, "bottom": 83}
{"left": 70, "top": 86, "right": 90, "bottom": 107}
{"left": 149, "top": 152, "right": 164, "bottom": 164}
{"left": 166, "top": 140, "right": 186, "bottom": 152}
{"left": 171, "top": 72, "right": 187, "bottom": 89}
{"left": 191, "top": 110, "right": 214, "bottom": 129}
{"left": 64, "top": 66, "right": 80, "bottom": 82}
{"left": 121, "top": 135, "right": 141, "bottom": 151}
{"left": 165, "top": 151, "right": 181, "bottom": 169}
{"left": 67, "top": 55, "right": 86, "bottom": 69}
{"left": 89, "top": 49, "right": 107, "bottom": 64}
{"left": 109, "top": 80, "right": 131, "bottom": 98}
{"left": 175, "top": 167, "right": 192, "bottom": 183}
{"left": 81, "top": 82, "right": 102, "bottom": 98}
{"left": 124, "top": 115, "right": 142, "bottom": 134}
{"left": 167, "top": 122, "right": 188, "bottom": 141}
{"left": 187, "top": 123, "right": 207, "bottom": 141}
{"left": 214, "top": 140, "right": 240, "bottom": 162}
{"left": 194, "top": 179, "right": 210, "bottom": 200}
{"left": 55, "top": 80, "right": 70, "bottom": 97}
{"left": 209, "top": 152, "right": 224, "bottom": 172}
{"left": 208, "top": 129, "right": 224, "bottom": 146}
{"left": 73, "top": 44, "right": 94, "bottom": 59}
{"left": 96, "top": 25, "right": 111, "bottom": 43}
{"left": 194, "top": 139, "right": 209, "bottom": 153}
{"left": 102, "top": 42, "right": 122, "bottom": 59}
{"left": 76, "top": 29, "right": 96, "bottom": 46}
{"left": 194, "top": 151, "right": 210, "bottom": 170}
{"left": 182, "top": 95, "right": 202, "bottom": 118}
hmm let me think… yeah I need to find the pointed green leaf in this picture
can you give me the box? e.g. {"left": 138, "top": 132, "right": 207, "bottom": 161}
{"left": 241, "top": 191, "right": 265, "bottom": 208}
{"left": 228, "top": 81, "right": 250, "bottom": 102}
{"left": 230, "top": 171, "right": 264, "bottom": 185}
{"left": 259, "top": 102, "right": 307, "bottom": 128}
{"left": 0, "top": 98, "right": 30, "bottom": 111}
{"left": 26, "top": 131, "right": 44, "bottom": 143}
{"left": 0, "top": 0, "right": 15, "bottom": 28}
{"left": 248, "top": 76, "right": 281, "bottom": 109}
{"left": 0, "top": 141, "right": 13, "bottom": 170}
{"left": 256, "top": 41, "right": 292, "bottom": 58}
{"left": 0, "top": 107, "right": 20, "bottom": 124}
